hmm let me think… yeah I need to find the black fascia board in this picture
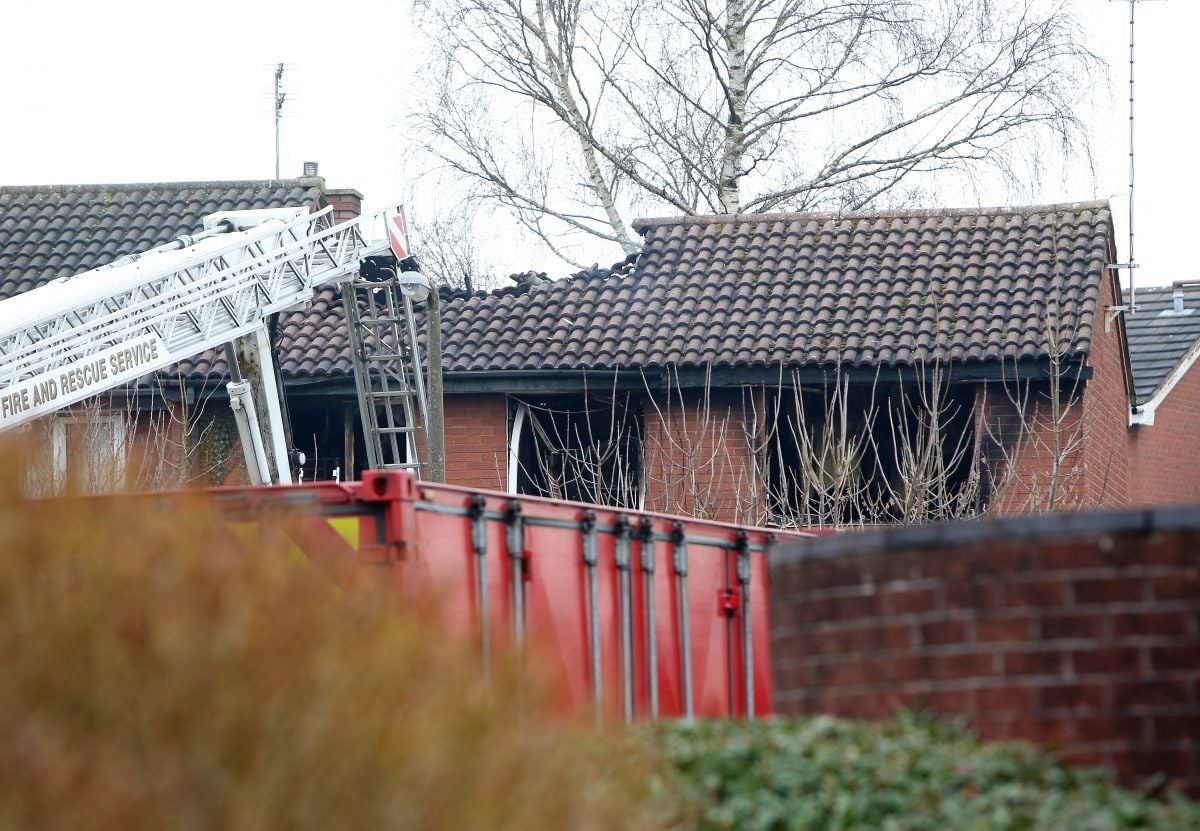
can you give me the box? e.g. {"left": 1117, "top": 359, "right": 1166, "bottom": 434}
{"left": 435, "top": 357, "right": 1091, "bottom": 395}
{"left": 167, "top": 356, "right": 1093, "bottom": 399}
{"left": 441, "top": 367, "right": 663, "bottom": 394}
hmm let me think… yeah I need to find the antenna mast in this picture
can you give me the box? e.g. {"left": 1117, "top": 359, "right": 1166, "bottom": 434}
{"left": 1123, "top": 0, "right": 1132, "bottom": 312}
{"left": 274, "top": 63, "right": 286, "bottom": 180}
{"left": 1113, "top": 0, "right": 1166, "bottom": 314}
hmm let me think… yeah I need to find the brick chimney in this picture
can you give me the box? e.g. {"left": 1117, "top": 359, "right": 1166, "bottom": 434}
{"left": 322, "top": 188, "right": 363, "bottom": 224}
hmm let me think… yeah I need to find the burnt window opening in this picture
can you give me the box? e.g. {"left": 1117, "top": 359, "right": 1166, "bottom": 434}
{"left": 764, "top": 378, "right": 981, "bottom": 527}
{"left": 509, "top": 394, "right": 643, "bottom": 509}
{"left": 288, "top": 398, "right": 372, "bottom": 482}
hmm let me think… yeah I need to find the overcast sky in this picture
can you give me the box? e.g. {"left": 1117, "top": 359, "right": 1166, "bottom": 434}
{"left": 1, "top": 0, "right": 1193, "bottom": 289}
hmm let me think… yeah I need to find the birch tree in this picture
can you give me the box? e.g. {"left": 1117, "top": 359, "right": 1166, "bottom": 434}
{"left": 416, "top": 0, "right": 1098, "bottom": 263}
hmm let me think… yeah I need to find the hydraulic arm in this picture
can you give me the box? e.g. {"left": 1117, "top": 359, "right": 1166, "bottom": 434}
{"left": 0, "top": 200, "right": 407, "bottom": 484}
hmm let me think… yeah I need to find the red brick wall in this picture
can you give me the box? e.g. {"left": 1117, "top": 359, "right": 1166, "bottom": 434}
{"left": 319, "top": 188, "right": 363, "bottom": 225}
{"left": 771, "top": 509, "right": 1200, "bottom": 792}
{"left": 642, "top": 388, "right": 761, "bottom": 524}
{"left": 1129, "top": 352, "right": 1200, "bottom": 505}
{"left": 443, "top": 393, "right": 508, "bottom": 491}
{"left": 1081, "top": 269, "right": 1133, "bottom": 507}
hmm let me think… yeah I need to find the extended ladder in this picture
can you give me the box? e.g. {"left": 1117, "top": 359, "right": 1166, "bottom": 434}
{"left": 339, "top": 211, "right": 429, "bottom": 473}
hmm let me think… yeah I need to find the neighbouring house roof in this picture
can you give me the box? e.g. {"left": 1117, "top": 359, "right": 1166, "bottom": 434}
{"left": 0, "top": 180, "right": 323, "bottom": 299}
{"left": 424, "top": 201, "right": 1112, "bottom": 377}
{"left": 1124, "top": 284, "right": 1200, "bottom": 406}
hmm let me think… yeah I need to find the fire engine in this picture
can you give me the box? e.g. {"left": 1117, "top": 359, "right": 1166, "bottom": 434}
{"left": 0, "top": 201, "right": 802, "bottom": 722}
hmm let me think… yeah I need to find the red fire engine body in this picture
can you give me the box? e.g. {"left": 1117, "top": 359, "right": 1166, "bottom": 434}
{"left": 200, "top": 470, "right": 810, "bottom": 723}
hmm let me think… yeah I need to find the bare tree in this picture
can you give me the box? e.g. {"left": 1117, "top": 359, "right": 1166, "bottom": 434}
{"left": 508, "top": 337, "right": 1092, "bottom": 528}
{"left": 416, "top": 0, "right": 1098, "bottom": 262}
{"left": 409, "top": 205, "right": 502, "bottom": 294}
{"left": 868, "top": 361, "right": 984, "bottom": 524}
{"left": 744, "top": 369, "right": 877, "bottom": 528}
{"left": 981, "top": 301, "right": 1091, "bottom": 513}
{"left": 640, "top": 366, "right": 759, "bottom": 521}
{"left": 510, "top": 389, "right": 645, "bottom": 509}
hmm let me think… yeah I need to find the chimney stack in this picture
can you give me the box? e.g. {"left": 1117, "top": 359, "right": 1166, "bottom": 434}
{"left": 322, "top": 188, "right": 363, "bottom": 224}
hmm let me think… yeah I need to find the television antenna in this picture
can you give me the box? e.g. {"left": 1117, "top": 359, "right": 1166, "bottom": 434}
{"left": 274, "top": 63, "right": 288, "bottom": 179}
{"left": 1110, "top": 0, "right": 1166, "bottom": 314}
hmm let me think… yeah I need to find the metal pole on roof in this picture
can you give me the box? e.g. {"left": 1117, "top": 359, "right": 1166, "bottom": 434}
{"left": 1123, "top": 0, "right": 1132, "bottom": 309}
{"left": 274, "top": 63, "right": 286, "bottom": 180}
{"left": 1111, "top": 0, "right": 1167, "bottom": 314}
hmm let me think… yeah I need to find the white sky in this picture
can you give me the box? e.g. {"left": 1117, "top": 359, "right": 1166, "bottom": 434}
{"left": 1, "top": 0, "right": 1193, "bottom": 288}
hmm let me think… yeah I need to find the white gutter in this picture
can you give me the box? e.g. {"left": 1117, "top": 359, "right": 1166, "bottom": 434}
{"left": 1130, "top": 335, "right": 1200, "bottom": 426}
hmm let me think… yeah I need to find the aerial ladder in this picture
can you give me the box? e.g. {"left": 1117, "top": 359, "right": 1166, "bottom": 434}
{"left": 0, "top": 202, "right": 431, "bottom": 485}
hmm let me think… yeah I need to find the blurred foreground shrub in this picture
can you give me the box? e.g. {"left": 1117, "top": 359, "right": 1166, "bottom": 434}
{"left": 0, "top": 458, "right": 666, "bottom": 830}
{"left": 652, "top": 715, "right": 1200, "bottom": 830}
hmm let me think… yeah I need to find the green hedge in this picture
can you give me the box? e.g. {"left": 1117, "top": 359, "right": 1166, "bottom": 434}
{"left": 650, "top": 713, "right": 1200, "bottom": 831}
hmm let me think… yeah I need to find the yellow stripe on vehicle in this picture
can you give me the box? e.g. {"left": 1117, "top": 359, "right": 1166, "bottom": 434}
{"left": 328, "top": 517, "right": 360, "bottom": 551}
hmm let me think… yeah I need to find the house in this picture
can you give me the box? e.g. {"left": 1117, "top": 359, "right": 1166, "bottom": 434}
{"left": 416, "top": 201, "right": 1156, "bottom": 525}
{"left": 1125, "top": 283, "right": 1200, "bottom": 504}
{"left": 3, "top": 183, "right": 1195, "bottom": 522}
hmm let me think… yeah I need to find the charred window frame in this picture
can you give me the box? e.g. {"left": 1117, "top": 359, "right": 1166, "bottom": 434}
{"left": 288, "top": 398, "right": 367, "bottom": 482}
{"left": 508, "top": 393, "right": 643, "bottom": 509}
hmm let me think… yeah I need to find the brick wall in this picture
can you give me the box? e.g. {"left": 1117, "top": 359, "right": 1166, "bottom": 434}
{"left": 642, "top": 387, "right": 761, "bottom": 524}
{"left": 319, "top": 188, "right": 363, "bottom": 225}
{"left": 1129, "top": 353, "right": 1200, "bottom": 505}
{"left": 771, "top": 508, "right": 1200, "bottom": 793}
{"left": 1081, "top": 269, "right": 1133, "bottom": 507}
{"left": 443, "top": 393, "right": 508, "bottom": 491}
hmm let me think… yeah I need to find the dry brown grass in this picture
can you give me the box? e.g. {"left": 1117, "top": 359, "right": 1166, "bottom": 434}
{"left": 0, "top": 446, "right": 669, "bottom": 830}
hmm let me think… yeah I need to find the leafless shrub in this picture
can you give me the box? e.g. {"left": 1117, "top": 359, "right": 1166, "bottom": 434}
{"left": 0, "top": 443, "right": 670, "bottom": 831}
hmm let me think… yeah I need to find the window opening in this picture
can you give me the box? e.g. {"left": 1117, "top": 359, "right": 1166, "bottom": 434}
{"left": 765, "top": 377, "right": 979, "bottom": 527}
{"left": 509, "top": 393, "right": 643, "bottom": 509}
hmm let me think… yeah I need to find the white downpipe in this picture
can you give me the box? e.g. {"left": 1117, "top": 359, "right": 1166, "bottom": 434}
{"left": 507, "top": 403, "right": 527, "bottom": 494}
{"left": 227, "top": 380, "right": 270, "bottom": 486}
{"left": 250, "top": 325, "right": 293, "bottom": 485}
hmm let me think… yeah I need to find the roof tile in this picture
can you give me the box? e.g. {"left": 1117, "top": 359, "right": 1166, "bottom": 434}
{"left": 423, "top": 202, "right": 1100, "bottom": 375}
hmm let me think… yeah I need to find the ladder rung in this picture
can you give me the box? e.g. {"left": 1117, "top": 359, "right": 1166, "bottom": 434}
{"left": 375, "top": 426, "right": 422, "bottom": 434}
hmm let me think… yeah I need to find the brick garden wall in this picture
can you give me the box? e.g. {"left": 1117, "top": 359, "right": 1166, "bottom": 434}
{"left": 771, "top": 508, "right": 1200, "bottom": 793}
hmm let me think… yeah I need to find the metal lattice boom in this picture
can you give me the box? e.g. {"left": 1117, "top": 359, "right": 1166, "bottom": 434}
{"left": 0, "top": 201, "right": 402, "bottom": 431}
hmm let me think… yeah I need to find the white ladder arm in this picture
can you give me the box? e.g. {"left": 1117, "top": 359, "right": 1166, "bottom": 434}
{"left": 0, "top": 200, "right": 403, "bottom": 433}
